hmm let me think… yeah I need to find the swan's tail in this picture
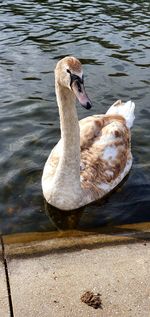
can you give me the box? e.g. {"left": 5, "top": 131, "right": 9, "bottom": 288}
{"left": 106, "top": 100, "right": 135, "bottom": 129}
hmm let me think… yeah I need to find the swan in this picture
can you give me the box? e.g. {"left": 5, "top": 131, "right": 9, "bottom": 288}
{"left": 42, "top": 56, "right": 135, "bottom": 210}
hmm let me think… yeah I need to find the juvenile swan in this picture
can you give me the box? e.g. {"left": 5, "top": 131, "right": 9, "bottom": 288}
{"left": 42, "top": 56, "right": 135, "bottom": 210}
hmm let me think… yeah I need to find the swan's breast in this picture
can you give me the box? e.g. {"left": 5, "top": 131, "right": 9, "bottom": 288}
{"left": 42, "top": 142, "right": 61, "bottom": 197}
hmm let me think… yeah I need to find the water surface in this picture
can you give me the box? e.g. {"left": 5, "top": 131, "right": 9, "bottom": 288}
{"left": 0, "top": 0, "right": 150, "bottom": 234}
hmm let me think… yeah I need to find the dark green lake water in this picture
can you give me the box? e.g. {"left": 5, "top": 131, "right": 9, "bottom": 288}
{"left": 0, "top": 0, "right": 150, "bottom": 234}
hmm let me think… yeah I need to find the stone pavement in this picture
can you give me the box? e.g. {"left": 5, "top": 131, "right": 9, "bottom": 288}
{"left": 0, "top": 222, "right": 150, "bottom": 317}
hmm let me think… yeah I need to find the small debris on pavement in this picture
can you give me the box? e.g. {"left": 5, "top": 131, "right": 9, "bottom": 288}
{"left": 81, "top": 291, "right": 102, "bottom": 309}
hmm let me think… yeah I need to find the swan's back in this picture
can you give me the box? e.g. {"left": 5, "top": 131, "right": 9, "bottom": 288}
{"left": 79, "top": 100, "right": 135, "bottom": 200}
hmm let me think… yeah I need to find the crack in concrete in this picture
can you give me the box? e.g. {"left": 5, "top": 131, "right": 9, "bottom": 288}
{"left": 0, "top": 235, "right": 14, "bottom": 317}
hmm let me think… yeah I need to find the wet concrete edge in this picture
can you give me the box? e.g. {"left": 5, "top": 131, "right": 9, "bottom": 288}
{"left": 2, "top": 222, "right": 150, "bottom": 259}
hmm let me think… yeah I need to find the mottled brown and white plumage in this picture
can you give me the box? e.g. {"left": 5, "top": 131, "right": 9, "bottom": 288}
{"left": 42, "top": 56, "right": 135, "bottom": 210}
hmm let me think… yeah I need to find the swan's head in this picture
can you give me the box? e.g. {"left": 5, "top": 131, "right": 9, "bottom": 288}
{"left": 55, "top": 56, "right": 92, "bottom": 110}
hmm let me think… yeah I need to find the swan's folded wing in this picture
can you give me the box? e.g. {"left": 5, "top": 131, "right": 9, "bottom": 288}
{"left": 80, "top": 115, "right": 132, "bottom": 200}
{"left": 79, "top": 114, "right": 105, "bottom": 149}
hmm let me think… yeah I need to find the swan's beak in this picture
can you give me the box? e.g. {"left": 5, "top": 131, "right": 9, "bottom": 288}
{"left": 71, "top": 79, "right": 92, "bottom": 110}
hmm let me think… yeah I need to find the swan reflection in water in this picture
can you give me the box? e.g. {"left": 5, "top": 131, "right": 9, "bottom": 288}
{"left": 44, "top": 199, "right": 85, "bottom": 230}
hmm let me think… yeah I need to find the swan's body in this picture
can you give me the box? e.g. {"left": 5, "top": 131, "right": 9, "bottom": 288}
{"left": 42, "top": 56, "right": 135, "bottom": 210}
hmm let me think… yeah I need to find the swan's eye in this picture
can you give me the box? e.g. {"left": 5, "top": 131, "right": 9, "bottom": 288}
{"left": 67, "top": 71, "right": 84, "bottom": 89}
{"left": 67, "top": 69, "right": 71, "bottom": 74}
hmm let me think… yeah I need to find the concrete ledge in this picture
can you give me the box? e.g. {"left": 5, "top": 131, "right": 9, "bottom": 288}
{"left": 1, "top": 223, "right": 150, "bottom": 316}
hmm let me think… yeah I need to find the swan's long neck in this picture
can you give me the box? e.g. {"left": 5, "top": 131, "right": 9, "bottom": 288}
{"left": 56, "top": 83, "right": 80, "bottom": 169}
{"left": 51, "top": 82, "right": 82, "bottom": 209}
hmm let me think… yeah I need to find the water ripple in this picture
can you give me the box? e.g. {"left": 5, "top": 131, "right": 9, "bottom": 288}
{"left": 0, "top": 0, "right": 150, "bottom": 234}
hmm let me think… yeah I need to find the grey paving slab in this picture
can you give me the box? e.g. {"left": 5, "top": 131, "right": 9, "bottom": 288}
{"left": 0, "top": 243, "right": 10, "bottom": 317}
{"left": 7, "top": 242, "right": 150, "bottom": 317}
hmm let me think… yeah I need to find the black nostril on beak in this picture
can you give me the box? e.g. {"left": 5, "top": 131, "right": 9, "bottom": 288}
{"left": 86, "top": 101, "right": 92, "bottom": 110}
{"left": 81, "top": 101, "right": 92, "bottom": 110}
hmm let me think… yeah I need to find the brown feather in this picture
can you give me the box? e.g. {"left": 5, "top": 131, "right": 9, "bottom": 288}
{"left": 66, "top": 57, "right": 82, "bottom": 73}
